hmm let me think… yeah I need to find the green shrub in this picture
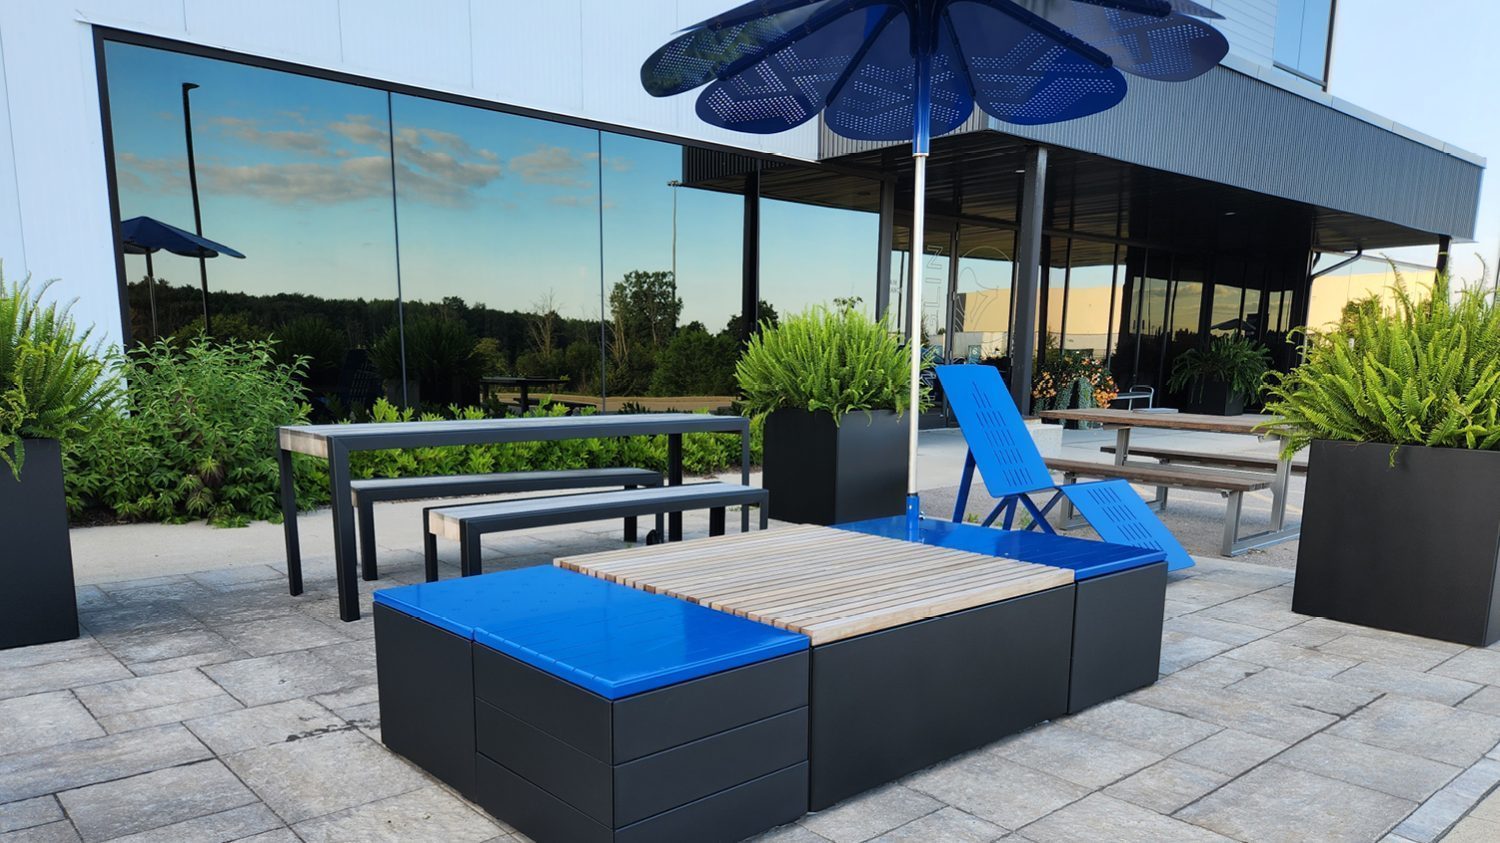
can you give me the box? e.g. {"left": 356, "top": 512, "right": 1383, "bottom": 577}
{"left": 65, "top": 338, "right": 326, "bottom": 525}
{"left": 735, "top": 306, "right": 918, "bottom": 421}
{"left": 1, "top": 275, "right": 118, "bottom": 477}
{"left": 1262, "top": 277, "right": 1500, "bottom": 456}
{"left": 1167, "top": 334, "right": 1272, "bottom": 402}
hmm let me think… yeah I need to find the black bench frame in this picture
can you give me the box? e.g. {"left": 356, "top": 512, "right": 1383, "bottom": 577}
{"left": 352, "top": 467, "right": 662, "bottom": 581}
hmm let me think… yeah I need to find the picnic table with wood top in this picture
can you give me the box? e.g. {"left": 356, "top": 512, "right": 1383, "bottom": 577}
{"left": 276, "top": 413, "right": 750, "bottom": 622}
{"left": 478, "top": 376, "right": 567, "bottom": 414}
{"left": 1036, "top": 408, "right": 1297, "bottom": 554}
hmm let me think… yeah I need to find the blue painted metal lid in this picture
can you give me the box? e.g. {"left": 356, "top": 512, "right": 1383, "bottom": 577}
{"left": 374, "top": 566, "right": 808, "bottom": 700}
{"left": 835, "top": 516, "right": 1165, "bottom": 580}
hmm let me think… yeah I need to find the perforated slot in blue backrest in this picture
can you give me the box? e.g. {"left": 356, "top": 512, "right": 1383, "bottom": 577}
{"left": 1059, "top": 480, "right": 1195, "bottom": 571}
{"left": 936, "top": 364, "right": 1055, "bottom": 497}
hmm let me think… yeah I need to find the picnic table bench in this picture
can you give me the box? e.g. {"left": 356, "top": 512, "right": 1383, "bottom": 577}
{"left": 1099, "top": 445, "right": 1309, "bottom": 475}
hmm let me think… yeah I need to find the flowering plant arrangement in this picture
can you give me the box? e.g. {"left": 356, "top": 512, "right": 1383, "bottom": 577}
{"left": 1032, "top": 353, "right": 1117, "bottom": 412}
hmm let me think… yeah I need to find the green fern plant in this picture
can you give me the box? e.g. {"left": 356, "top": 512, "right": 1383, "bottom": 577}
{"left": 735, "top": 306, "right": 923, "bottom": 422}
{"left": 1167, "top": 334, "right": 1272, "bottom": 402}
{"left": 1, "top": 273, "right": 118, "bottom": 478}
{"left": 1261, "top": 276, "right": 1500, "bottom": 457}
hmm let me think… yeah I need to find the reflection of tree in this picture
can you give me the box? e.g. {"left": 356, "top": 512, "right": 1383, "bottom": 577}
{"left": 607, "top": 270, "right": 682, "bottom": 395}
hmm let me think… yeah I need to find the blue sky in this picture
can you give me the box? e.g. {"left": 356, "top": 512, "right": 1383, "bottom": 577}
{"left": 106, "top": 41, "right": 876, "bottom": 330}
{"left": 1329, "top": 1, "right": 1498, "bottom": 284}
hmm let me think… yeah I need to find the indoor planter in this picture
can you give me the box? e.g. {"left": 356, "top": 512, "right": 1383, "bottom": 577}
{"left": 736, "top": 305, "right": 916, "bottom": 525}
{"left": 1263, "top": 277, "right": 1500, "bottom": 646}
{"left": 1167, "top": 334, "right": 1270, "bottom": 415}
{"left": 1, "top": 276, "right": 116, "bottom": 650}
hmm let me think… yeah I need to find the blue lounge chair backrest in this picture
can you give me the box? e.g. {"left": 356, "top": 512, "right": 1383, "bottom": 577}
{"left": 936, "top": 364, "right": 1054, "bottom": 497}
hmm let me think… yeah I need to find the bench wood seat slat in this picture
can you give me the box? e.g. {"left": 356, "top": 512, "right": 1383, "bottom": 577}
{"left": 559, "top": 527, "right": 1073, "bottom": 645}
{"left": 1043, "top": 457, "right": 1273, "bottom": 493}
{"left": 1098, "top": 446, "right": 1308, "bottom": 475}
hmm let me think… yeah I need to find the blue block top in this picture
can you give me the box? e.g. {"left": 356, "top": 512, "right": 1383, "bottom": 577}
{"left": 373, "top": 566, "right": 808, "bottom": 700}
{"left": 835, "top": 516, "right": 1166, "bottom": 580}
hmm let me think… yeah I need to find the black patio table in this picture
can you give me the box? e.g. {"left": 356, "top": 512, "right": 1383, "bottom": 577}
{"left": 275, "top": 413, "right": 752, "bottom": 621}
{"left": 478, "top": 375, "right": 568, "bottom": 414}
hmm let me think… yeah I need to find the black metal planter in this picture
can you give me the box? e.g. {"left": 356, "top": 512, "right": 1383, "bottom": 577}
{"left": 1294, "top": 440, "right": 1500, "bottom": 646}
{"left": 0, "top": 439, "right": 79, "bottom": 650}
{"left": 761, "top": 409, "right": 906, "bottom": 525}
{"left": 1181, "top": 381, "right": 1246, "bottom": 416}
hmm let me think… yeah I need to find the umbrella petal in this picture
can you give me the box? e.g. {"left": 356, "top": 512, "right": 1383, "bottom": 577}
{"left": 641, "top": 0, "right": 844, "bottom": 97}
{"left": 694, "top": 4, "right": 898, "bottom": 135}
{"left": 947, "top": 0, "right": 1128, "bottom": 126}
{"left": 1042, "top": 2, "right": 1228, "bottom": 81}
{"left": 825, "top": 12, "right": 976, "bottom": 142}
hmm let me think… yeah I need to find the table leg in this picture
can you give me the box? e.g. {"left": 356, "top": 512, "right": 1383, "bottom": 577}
{"left": 668, "top": 433, "right": 683, "bottom": 541}
{"left": 741, "top": 425, "right": 752, "bottom": 532}
{"left": 1269, "top": 451, "right": 1292, "bottom": 532}
{"left": 276, "top": 444, "right": 303, "bottom": 596}
{"left": 518, "top": 385, "right": 530, "bottom": 415}
{"left": 1113, "top": 428, "right": 1131, "bottom": 465}
{"left": 328, "top": 442, "right": 360, "bottom": 622}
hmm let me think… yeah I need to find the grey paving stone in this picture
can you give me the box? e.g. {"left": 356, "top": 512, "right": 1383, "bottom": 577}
{"left": 97, "top": 574, "right": 193, "bottom": 593}
{"left": 1160, "top": 599, "right": 1200, "bottom": 620}
{"left": 0, "top": 820, "right": 79, "bottom": 842}
{"left": 1221, "top": 639, "right": 1359, "bottom": 679}
{"left": 292, "top": 786, "right": 504, "bottom": 843}
{"left": 1163, "top": 614, "right": 1270, "bottom": 646}
{"left": 185, "top": 699, "right": 347, "bottom": 756}
{"left": 103, "top": 803, "right": 282, "bottom": 843}
{"left": 1196, "top": 594, "right": 1307, "bottom": 631}
{"left": 201, "top": 650, "right": 359, "bottom": 707}
{"left": 1158, "top": 633, "right": 1235, "bottom": 675}
{"left": 1265, "top": 618, "right": 1359, "bottom": 648}
{"left": 1432, "top": 649, "right": 1500, "bottom": 686}
{"left": 1328, "top": 697, "right": 1500, "bottom": 766}
{"left": 1160, "top": 578, "right": 1265, "bottom": 610}
{"left": 229, "top": 830, "right": 301, "bottom": 843}
{"left": 223, "top": 730, "right": 427, "bottom": 824}
{"left": 1130, "top": 681, "right": 1335, "bottom": 743}
{"left": 0, "top": 657, "right": 133, "bottom": 702}
{"left": 1459, "top": 685, "right": 1500, "bottom": 715}
{"left": 73, "top": 669, "right": 223, "bottom": 718}
{"left": 0, "top": 797, "right": 63, "bottom": 835}
{"left": 188, "top": 566, "right": 285, "bottom": 590}
{"left": 96, "top": 692, "right": 243, "bottom": 734}
{"left": 1178, "top": 763, "right": 1415, "bottom": 843}
{"left": 0, "top": 723, "right": 210, "bottom": 803}
{"left": 311, "top": 683, "right": 379, "bottom": 715}
{"left": 1444, "top": 817, "right": 1500, "bottom": 843}
{"left": 0, "top": 692, "right": 104, "bottom": 756}
{"left": 73, "top": 586, "right": 112, "bottom": 611}
{"left": 184, "top": 591, "right": 304, "bottom": 628}
{"left": 904, "top": 751, "right": 1089, "bottom": 830}
{"left": 57, "top": 759, "right": 257, "bottom": 842}
{"left": 1166, "top": 656, "right": 1264, "bottom": 689}
{"left": 1172, "top": 728, "right": 1290, "bottom": 777}
{"left": 1023, "top": 792, "right": 1232, "bottom": 842}
{"left": 1062, "top": 699, "right": 1221, "bottom": 755}
{"left": 870, "top": 807, "right": 1004, "bottom": 842}
{"left": 991, "top": 725, "right": 1162, "bottom": 788}
{"left": 105, "top": 581, "right": 215, "bottom": 608}
{"left": 0, "top": 639, "right": 106, "bottom": 672}
{"left": 1333, "top": 662, "right": 1480, "bottom": 706}
{"left": 215, "top": 615, "right": 351, "bottom": 658}
{"left": 309, "top": 641, "right": 378, "bottom": 686}
{"left": 1226, "top": 667, "right": 1379, "bottom": 716}
{"left": 751, "top": 825, "right": 831, "bottom": 843}
{"left": 799, "top": 784, "right": 941, "bottom": 843}
{"left": 96, "top": 628, "right": 242, "bottom": 667}
{"left": 1103, "top": 758, "right": 1230, "bottom": 815}
{"left": 1394, "top": 786, "right": 1477, "bottom": 842}
{"left": 1278, "top": 733, "right": 1460, "bottom": 802}
{"left": 1318, "top": 633, "right": 1461, "bottom": 672}
{"left": 78, "top": 602, "right": 203, "bottom": 638}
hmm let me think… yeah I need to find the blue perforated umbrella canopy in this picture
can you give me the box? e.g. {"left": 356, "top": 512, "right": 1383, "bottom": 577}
{"left": 119, "top": 215, "right": 245, "bottom": 338}
{"left": 642, "top": 0, "right": 1227, "bottom": 530}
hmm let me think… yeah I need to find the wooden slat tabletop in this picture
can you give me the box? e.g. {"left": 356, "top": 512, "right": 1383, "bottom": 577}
{"left": 1035, "top": 408, "right": 1277, "bottom": 435}
{"left": 556, "top": 525, "right": 1074, "bottom": 644}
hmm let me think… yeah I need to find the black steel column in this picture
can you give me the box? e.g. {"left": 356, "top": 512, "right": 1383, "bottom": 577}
{"left": 874, "top": 178, "right": 895, "bottom": 322}
{"left": 1011, "top": 146, "right": 1047, "bottom": 415}
{"left": 1437, "top": 235, "right": 1451, "bottom": 277}
{"left": 181, "top": 82, "right": 210, "bottom": 335}
{"left": 742, "top": 167, "right": 761, "bottom": 341}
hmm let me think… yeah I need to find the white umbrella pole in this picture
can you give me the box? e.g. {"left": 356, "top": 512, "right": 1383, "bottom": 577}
{"left": 905, "top": 151, "right": 928, "bottom": 528}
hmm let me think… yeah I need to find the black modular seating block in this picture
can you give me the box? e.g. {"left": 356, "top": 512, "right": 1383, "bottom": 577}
{"left": 352, "top": 467, "right": 663, "bottom": 580}
{"left": 1067, "top": 561, "right": 1167, "bottom": 713}
{"left": 424, "top": 482, "right": 770, "bottom": 577}
{"left": 374, "top": 566, "right": 810, "bottom": 842}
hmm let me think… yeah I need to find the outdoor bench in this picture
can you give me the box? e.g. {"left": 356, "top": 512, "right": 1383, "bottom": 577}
{"left": 374, "top": 565, "right": 811, "bottom": 843}
{"left": 423, "top": 482, "right": 769, "bottom": 577}
{"left": 1098, "top": 444, "right": 1309, "bottom": 475}
{"left": 1044, "top": 456, "right": 1271, "bottom": 556}
{"left": 352, "top": 467, "right": 662, "bottom": 580}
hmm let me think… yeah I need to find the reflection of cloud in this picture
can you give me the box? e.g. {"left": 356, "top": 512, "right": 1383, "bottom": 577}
{"left": 329, "top": 115, "right": 388, "bottom": 148}
{"left": 392, "top": 127, "right": 502, "bottom": 204}
{"left": 116, "top": 152, "right": 188, "bottom": 193}
{"left": 213, "top": 116, "right": 328, "bottom": 154}
{"left": 198, "top": 157, "right": 394, "bottom": 205}
{"left": 510, "top": 145, "right": 592, "bottom": 187}
{"left": 549, "top": 194, "right": 598, "bottom": 208}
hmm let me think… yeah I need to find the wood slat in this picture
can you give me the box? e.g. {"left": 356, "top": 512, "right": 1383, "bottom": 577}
{"left": 557, "top": 526, "right": 1073, "bottom": 644}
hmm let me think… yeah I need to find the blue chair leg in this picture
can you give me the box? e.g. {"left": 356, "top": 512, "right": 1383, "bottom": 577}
{"left": 953, "top": 450, "right": 977, "bottom": 522}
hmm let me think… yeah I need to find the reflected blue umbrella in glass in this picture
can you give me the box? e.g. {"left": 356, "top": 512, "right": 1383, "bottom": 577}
{"left": 642, "top": 0, "right": 1228, "bottom": 532}
{"left": 120, "top": 215, "right": 245, "bottom": 339}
